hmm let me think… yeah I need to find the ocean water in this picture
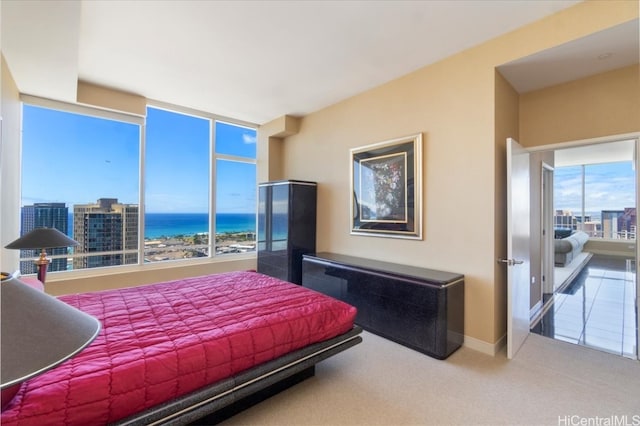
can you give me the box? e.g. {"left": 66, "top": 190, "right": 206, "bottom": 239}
{"left": 68, "top": 212, "right": 256, "bottom": 239}
{"left": 146, "top": 213, "right": 257, "bottom": 238}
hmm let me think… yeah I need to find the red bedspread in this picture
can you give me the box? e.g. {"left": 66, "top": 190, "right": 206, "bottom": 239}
{"left": 1, "top": 271, "right": 357, "bottom": 425}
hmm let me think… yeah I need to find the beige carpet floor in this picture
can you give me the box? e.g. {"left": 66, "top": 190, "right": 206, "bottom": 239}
{"left": 219, "top": 331, "right": 640, "bottom": 426}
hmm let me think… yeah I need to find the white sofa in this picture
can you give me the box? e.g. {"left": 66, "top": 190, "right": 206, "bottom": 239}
{"left": 554, "top": 230, "right": 589, "bottom": 267}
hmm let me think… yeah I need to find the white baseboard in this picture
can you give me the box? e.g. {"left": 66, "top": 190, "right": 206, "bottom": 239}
{"left": 463, "top": 334, "right": 506, "bottom": 356}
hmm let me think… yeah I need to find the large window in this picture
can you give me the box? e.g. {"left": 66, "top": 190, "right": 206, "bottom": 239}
{"left": 143, "top": 107, "right": 211, "bottom": 262}
{"left": 143, "top": 108, "right": 257, "bottom": 260}
{"left": 18, "top": 100, "right": 256, "bottom": 275}
{"left": 554, "top": 161, "right": 636, "bottom": 240}
{"left": 21, "top": 103, "right": 141, "bottom": 273}
{"left": 214, "top": 121, "right": 257, "bottom": 254}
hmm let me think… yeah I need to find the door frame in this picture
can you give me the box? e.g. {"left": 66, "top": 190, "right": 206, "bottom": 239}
{"left": 541, "top": 163, "right": 555, "bottom": 298}
{"left": 527, "top": 132, "right": 640, "bottom": 361}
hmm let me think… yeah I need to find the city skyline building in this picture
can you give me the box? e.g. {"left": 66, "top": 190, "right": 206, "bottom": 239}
{"left": 602, "top": 208, "right": 637, "bottom": 240}
{"left": 555, "top": 208, "right": 636, "bottom": 239}
{"left": 553, "top": 210, "right": 593, "bottom": 232}
{"left": 19, "top": 203, "right": 69, "bottom": 274}
{"left": 73, "top": 198, "right": 139, "bottom": 269}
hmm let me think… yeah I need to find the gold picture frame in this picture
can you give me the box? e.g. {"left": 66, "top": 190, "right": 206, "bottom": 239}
{"left": 350, "top": 133, "right": 422, "bottom": 239}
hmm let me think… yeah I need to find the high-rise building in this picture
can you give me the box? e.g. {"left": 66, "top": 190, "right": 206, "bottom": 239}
{"left": 620, "top": 207, "right": 637, "bottom": 239}
{"left": 553, "top": 210, "right": 594, "bottom": 234}
{"left": 602, "top": 210, "right": 625, "bottom": 239}
{"left": 602, "top": 208, "right": 638, "bottom": 240}
{"left": 581, "top": 221, "right": 601, "bottom": 238}
{"left": 554, "top": 209, "right": 576, "bottom": 230}
{"left": 73, "top": 198, "right": 139, "bottom": 269}
{"left": 19, "top": 203, "right": 69, "bottom": 274}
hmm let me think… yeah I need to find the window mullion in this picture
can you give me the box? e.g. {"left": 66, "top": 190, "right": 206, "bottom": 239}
{"left": 210, "top": 119, "right": 216, "bottom": 258}
{"left": 138, "top": 122, "right": 147, "bottom": 265}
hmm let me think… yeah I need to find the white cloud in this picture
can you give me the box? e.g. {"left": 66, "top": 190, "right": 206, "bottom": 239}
{"left": 243, "top": 133, "right": 257, "bottom": 145}
{"left": 554, "top": 163, "right": 635, "bottom": 214}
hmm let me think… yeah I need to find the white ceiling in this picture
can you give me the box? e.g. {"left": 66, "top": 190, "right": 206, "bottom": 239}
{"left": 554, "top": 139, "right": 636, "bottom": 168}
{"left": 1, "top": 0, "right": 637, "bottom": 125}
{"left": 497, "top": 19, "right": 639, "bottom": 93}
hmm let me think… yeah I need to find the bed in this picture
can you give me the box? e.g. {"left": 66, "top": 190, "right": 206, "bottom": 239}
{"left": 1, "top": 271, "right": 361, "bottom": 425}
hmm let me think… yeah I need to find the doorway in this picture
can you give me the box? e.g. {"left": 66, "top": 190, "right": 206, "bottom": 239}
{"left": 530, "top": 137, "right": 639, "bottom": 360}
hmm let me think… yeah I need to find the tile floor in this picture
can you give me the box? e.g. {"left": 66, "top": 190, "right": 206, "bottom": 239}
{"left": 531, "top": 254, "right": 638, "bottom": 359}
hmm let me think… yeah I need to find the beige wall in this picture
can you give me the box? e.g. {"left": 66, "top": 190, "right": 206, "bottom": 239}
{"left": 1, "top": 54, "right": 22, "bottom": 272}
{"left": 520, "top": 65, "right": 640, "bottom": 147}
{"left": 259, "top": 1, "right": 638, "bottom": 353}
{"left": 76, "top": 81, "right": 146, "bottom": 116}
{"left": 257, "top": 115, "right": 300, "bottom": 183}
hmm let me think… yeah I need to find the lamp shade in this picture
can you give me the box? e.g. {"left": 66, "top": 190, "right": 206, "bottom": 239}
{"left": 0, "top": 275, "right": 101, "bottom": 408}
{"left": 5, "top": 227, "right": 78, "bottom": 250}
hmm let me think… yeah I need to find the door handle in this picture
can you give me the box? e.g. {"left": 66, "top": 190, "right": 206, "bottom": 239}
{"left": 497, "top": 258, "right": 524, "bottom": 266}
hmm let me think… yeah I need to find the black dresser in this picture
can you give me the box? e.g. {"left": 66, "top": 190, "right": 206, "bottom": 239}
{"left": 302, "top": 252, "right": 464, "bottom": 359}
{"left": 257, "top": 180, "right": 317, "bottom": 285}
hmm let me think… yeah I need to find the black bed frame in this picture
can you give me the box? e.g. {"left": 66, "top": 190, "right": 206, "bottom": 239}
{"left": 112, "top": 326, "right": 363, "bottom": 426}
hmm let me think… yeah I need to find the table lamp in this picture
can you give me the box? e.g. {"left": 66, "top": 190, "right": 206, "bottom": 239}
{"left": 5, "top": 227, "right": 79, "bottom": 284}
{"left": 0, "top": 273, "right": 101, "bottom": 409}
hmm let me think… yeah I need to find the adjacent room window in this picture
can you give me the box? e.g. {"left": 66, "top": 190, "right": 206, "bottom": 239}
{"left": 554, "top": 161, "right": 636, "bottom": 240}
{"left": 18, "top": 99, "right": 257, "bottom": 276}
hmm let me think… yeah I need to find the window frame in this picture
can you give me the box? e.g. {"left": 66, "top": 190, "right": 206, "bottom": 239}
{"left": 17, "top": 96, "right": 258, "bottom": 280}
{"left": 553, "top": 161, "right": 636, "bottom": 241}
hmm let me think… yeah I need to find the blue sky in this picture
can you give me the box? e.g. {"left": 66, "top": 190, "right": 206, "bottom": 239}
{"left": 554, "top": 162, "right": 636, "bottom": 215}
{"left": 21, "top": 105, "right": 256, "bottom": 213}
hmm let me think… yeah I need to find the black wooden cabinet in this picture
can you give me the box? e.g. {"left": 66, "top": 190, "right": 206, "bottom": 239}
{"left": 302, "top": 252, "right": 464, "bottom": 359}
{"left": 257, "top": 180, "right": 317, "bottom": 285}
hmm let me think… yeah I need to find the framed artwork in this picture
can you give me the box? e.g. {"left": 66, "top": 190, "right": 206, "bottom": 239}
{"left": 350, "top": 133, "right": 422, "bottom": 239}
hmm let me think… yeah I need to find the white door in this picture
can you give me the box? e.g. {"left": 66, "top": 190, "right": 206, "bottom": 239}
{"left": 505, "top": 138, "right": 531, "bottom": 359}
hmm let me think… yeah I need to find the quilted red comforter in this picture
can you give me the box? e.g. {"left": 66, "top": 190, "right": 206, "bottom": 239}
{"left": 1, "top": 271, "right": 357, "bottom": 425}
